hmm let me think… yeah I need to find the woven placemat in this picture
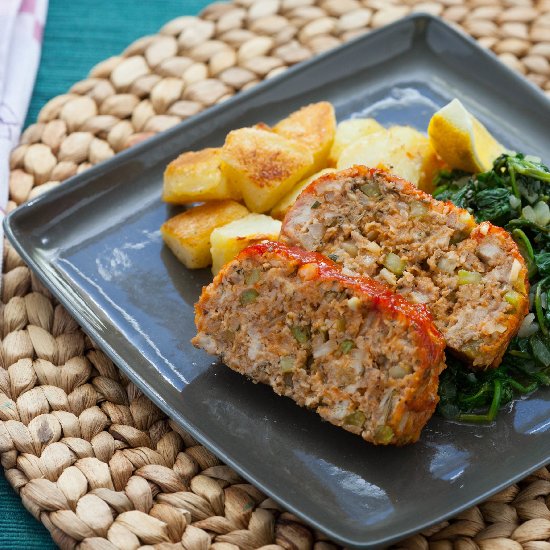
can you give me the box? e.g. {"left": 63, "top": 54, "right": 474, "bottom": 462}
{"left": 4, "top": 0, "right": 550, "bottom": 548}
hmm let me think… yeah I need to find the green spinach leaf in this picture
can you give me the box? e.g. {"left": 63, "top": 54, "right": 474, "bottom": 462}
{"left": 434, "top": 153, "right": 550, "bottom": 422}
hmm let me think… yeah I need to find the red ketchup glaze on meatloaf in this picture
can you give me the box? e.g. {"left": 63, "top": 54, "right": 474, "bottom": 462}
{"left": 193, "top": 241, "right": 446, "bottom": 445}
{"left": 280, "top": 166, "right": 530, "bottom": 369}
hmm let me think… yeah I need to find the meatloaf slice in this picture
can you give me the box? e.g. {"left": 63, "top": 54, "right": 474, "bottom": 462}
{"left": 280, "top": 165, "right": 530, "bottom": 369}
{"left": 192, "top": 241, "right": 446, "bottom": 445}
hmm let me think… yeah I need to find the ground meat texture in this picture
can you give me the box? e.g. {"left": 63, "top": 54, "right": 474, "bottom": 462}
{"left": 280, "top": 165, "right": 530, "bottom": 369}
{"left": 192, "top": 242, "right": 446, "bottom": 445}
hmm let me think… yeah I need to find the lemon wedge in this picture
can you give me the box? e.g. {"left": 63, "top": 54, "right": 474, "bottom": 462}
{"left": 427, "top": 99, "right": 505, "bottom": 173}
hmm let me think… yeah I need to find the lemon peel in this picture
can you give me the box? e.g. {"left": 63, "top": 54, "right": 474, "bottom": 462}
{"left": 428, "top": 99, "right": 504, "bottom": 173}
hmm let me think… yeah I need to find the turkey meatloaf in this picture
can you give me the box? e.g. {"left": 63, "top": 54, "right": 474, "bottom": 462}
{"left": 192, "top": 241, "right": 446, "bottom": 445}
{"left": 280, "top": 166, "right": 529, "bottom": 369}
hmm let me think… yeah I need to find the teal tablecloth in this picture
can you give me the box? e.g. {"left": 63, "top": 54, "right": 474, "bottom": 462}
{"left": 2, "top": 1, "right": 211, "bottom": 548}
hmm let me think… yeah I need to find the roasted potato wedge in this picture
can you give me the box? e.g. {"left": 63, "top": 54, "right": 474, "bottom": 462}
{"left": 328, "top": 118, "right": 384, "bottom": 166}
{"left": 161, "top": 200, "right": 249, "bottom": 269}
{"left": 337, "top": 126, "right": 443, "bottom": 192}
{"left": 221, "top": 127, "right": 314, "bottom": 213}
{"left": 210, "top": 213, "right": 282, "bottom": 274}
{"left": 273, "top": 102, "right": 336, "bottom": 173}
{"left": 163, "top": 148, "right": 240, "bottom": 204}
{"left": 419, "top": 146, "right": 447, "bottom": 194}
{"left": 271, "top": 168, "right": 336, "bottom": 220}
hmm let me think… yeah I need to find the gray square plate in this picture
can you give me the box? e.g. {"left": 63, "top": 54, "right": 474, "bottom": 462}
{"left": 6, "top": 15, "right": 550, "bottom": 548}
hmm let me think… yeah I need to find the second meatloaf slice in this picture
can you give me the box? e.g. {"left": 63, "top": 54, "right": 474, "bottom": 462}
{"left": 193, "top": 242, "right": 446, "bottom": 445}
{"left": 280, "top": 166, "right": 529, "bottom": 369}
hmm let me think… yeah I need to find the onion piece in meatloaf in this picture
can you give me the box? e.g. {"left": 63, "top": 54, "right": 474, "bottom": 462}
{"left": 280, "top": 165, "right": 530, "bottom": 369}
{"left": 192, "top": 241, "right": 446, "bottom": 445}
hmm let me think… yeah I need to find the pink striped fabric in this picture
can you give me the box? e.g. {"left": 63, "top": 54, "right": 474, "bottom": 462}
{"left": 0, "top": 0, "right": 48, "bottom": 275}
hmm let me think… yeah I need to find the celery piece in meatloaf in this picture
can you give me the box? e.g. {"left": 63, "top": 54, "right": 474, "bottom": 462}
{"left": 280, "top": 166, "right": 530, "bottom": 369}
{"left": 192, "top": 241, "right": 446, "bottom": 445}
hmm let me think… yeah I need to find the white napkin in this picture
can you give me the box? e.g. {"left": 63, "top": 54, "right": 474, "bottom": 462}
{"left": 0, "top": 0, "right": 48, "bottom": 266}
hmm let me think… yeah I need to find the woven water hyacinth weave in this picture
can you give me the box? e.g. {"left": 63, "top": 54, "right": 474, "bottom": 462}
{"left": 4, "top": 0, "right": 550, "bottom": 548}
